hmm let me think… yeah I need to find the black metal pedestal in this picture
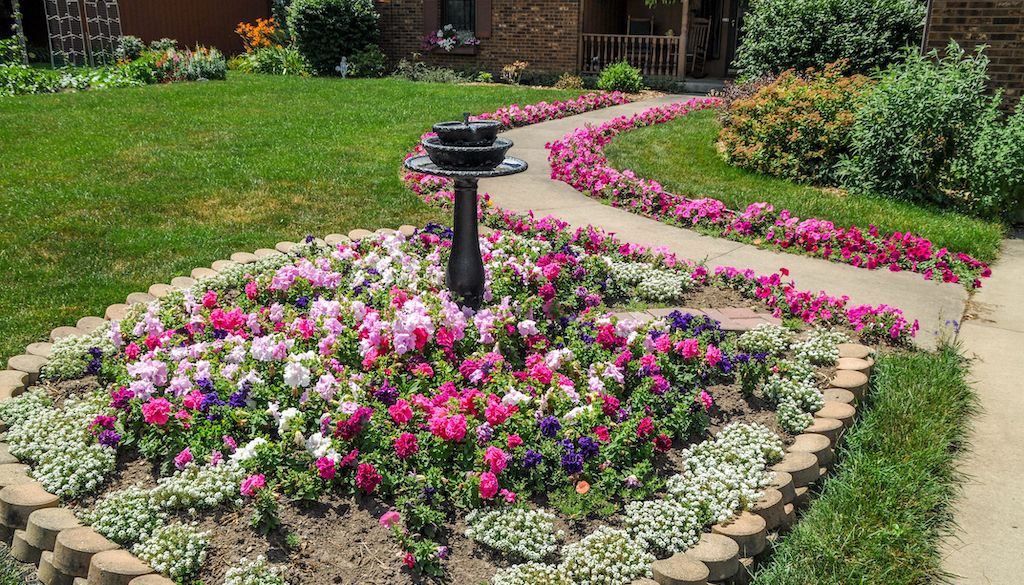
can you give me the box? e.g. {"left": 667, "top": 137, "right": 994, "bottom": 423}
{"left": 448, "top": 177, "right": 485, "bottom": 308}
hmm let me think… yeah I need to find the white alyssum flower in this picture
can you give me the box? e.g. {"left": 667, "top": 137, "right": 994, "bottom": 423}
{"left": 736, "top": 323, "right": 793, "bottom": 355}
{"left": 81, "top": 486, "right": 167, "bottom": 545}
{"left": 492, "top": 562, "right": 566, "bottom": 585}
{"left": 0, "top": 387, "right": 52, "bottom": 427}
{"left": 762, "top": 373, "right": 824, "bottom": 414}
{"left": 624, "top": 498, "right": 701, "bottom": 556}
{"left": 792, "top": 327, "right": 848, "bottom": 365}
{"left": 133, "top": 523, "right": 209, "bottom": 582}
{"left": 42, "top": 328, "right": 115, "bottom": 381}
{"left": 609, "top": 261, "right": 693, "bottom": 303}
{"left": 776, "top": 399, "right": 815, "bottom": 433}
{"left": 150, "top": 462, "right": 245, "bottom": 512}
{"left": 32, "top": 441, "right": 115, "bottom": 499}
{"left": 465, "top": 507, "right": 562, "bottom": 561}
{"left": 224, "top": 555, "right": 289, "bottom": 585}
{"left": 559, "top": 526, "right": 654, "bottom": 584}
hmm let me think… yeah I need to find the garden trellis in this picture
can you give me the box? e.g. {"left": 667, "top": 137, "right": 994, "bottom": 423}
{"left": 43, "top": 0, "right": 121, "bottom": 66}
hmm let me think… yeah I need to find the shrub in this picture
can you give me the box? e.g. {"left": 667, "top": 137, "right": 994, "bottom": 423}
{"left": 597, "top": 61, "right": 645, "bottom": 93}
{"left": 115, "top": 35, "right": 145, "bottom": 61}
{"left": 179, "top": 46, "right": 227, "bottom": 81}
{"left": 950, "top": 104, "right": 1024, "bottom": 217}
{"left": 554, "top": 72, "right": 584, "bottom": 90}
{"left": 148, "top": 38, "right": 178, "bottom": 52}
{"left": 734, "top": 0, "right": 926, "bottom": 79}
{"left": 241, "top": 45, "right": 311, "bottom": 76}
{"left": 842, "top": 42, "right": 995, "bottom": 204}
{"left": 1, "top": 37, "right": 21, "bottom": 65}
{"left": 348, "top": 44, "right": 387, "bottom": 77}
{"left": 392, "top": 59, "right": 467, "bottom": 84}
{"left": 719, "top": 61, "right": 873, "bottom": 184}
{"left": 288, "top": 0, "right": 379, "bottom": 75}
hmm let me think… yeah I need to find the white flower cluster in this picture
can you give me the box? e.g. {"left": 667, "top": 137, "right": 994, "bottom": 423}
{"left": 493, "top": 526, "right": 653, "bottom": 585}
{"left": 736, "top": 323, "right": 793, "bottom": 355}
{"left": 624, "top": 498, "right": 700, "bottom": 556}
{"left": 81, "top": 486, "right": 167, "bottom": 545}
{"left": 150, "top": 462, "right": 245, "bottom": 512}
{"left": 609, "top": 261, "right": 693, "bottom": 303}
{"left": 224, "top": 556, "right": 289, "bottom": 585}
{"left": 667, "top": 422, "right": 782, "bottom": 525}
{"left": 776, "top": 400, "right": 815, "bottom": 434}
{"left": 133, "top": 522, "right": 210, "bottom": 582}
{"left": 792, "top": 328, "right": 848, "bottom": 365}
{"left": 559, "top": 526, "right": 654, "bottom": 584}
{"left": 6, "top": 392, "right": 117, "bottom": 499}
{"left": 32, "top": 441, "right": 116, "bottom": 499}
{"left": 0, "top": 387, "right": 52, "bottom": 427}
{"left": 492, "top": 561, "right": 566, "bottom": 585}
{"left": 465, "top": 507, "right": 562, "bottom": 561}
{"left": 42, "top": 329, "right": 115, "bottom": 381}
{"left": 762, "top": 373, "right": 824, "bottom": 413}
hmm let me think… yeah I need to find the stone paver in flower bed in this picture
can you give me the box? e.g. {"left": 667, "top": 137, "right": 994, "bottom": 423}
{"left": 7, "top": 354, "right": 48, "bottom": 382}
{"left": 39, "top": 550, "right": 75, "bottom": 585}
{"left": 53, "top": 527, "right": 119, "bottom": 578}
{"left": 816, "top": 401, "right": 856, "bottom": 429}
{"left": 146, "top": 284, "right": 174, "bottom": 299}
{"left": 750, "top": 488, "right": 786, "bottom": 531}
{"left": 711, "top": 512, "right": 768, "bottom": 558}
{"left": 125, "top": 292, "right": 156, "bottom": 306}
{"left": 127, "top": 575, "right": 174, "bottom": 585}
{"left": 804, "top": 417, "right": 844, "bottom": 444}
{"left": 686, "top": 532, "right": 739, "bottom": 581}
{"left": 27, "top": 343, "right": 54, "bottom": 358}
{"left": 26, "top": 508, "right": 82, "bottom": 551}
{"left": 787, "top": 433, "right": 834, "bottom": 468}
{"left": 652, "top": 552, "right": 710, "bottom": 585}
{"left": 88, "top": 549, "right": 153, "bottom": 585}
{"left": 104, "top": 304, "right": 130, "bottom": 320}
{"left": 75, "top": 317, "right": 106, "bottom": 334}
{"left": 50, "top": 326, "right": 83, "bottom": 342}
{"left": 0, "top": 482, "right": 59, "bottom": 531}
{"left": 771, "top": 452, "right": 819, "bottom": 488}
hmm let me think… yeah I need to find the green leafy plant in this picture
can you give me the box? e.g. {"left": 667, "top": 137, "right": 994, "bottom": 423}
{"left": 392, "top": 59, "right": 468, "bottom": 84}
{"left": 288, "top": 0, "right": 379, "bottom": 75}
{"left": 348, "top": 44, "right": 387, "bottom": 77}
{"left": 115, "top": 35, "right": 145, "bottom": 61}
{"left": 148, "top": 38, "right": 178, "bottom": 52}
{"left": 719, "top": 61, "right": 873, "bottom": 184}
{"left": 841, "top": 42, "right": 995, "bottom": 205}
{"left": 950, "top": 103, "right": 1024, "bottom": 217}
{"left": 597, "top": 61, "right": 645, "bottom": 93}
{"left": 240, "top": 45, "right": 311, "bottom": 76}
{"left": 734, "top": 0, "right": 926, "bottom": 79}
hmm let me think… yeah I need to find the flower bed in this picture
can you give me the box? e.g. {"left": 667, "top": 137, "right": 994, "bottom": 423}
{"left": 544, "top": 98, "right": 992, "bottom": 289}
{"left": 0, "top": 220, "right": 907, "bottom": 584}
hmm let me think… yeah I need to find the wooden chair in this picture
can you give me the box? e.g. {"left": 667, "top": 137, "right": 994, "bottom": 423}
{"left": 687, "top": 17, "right": 711, "bottom": 77}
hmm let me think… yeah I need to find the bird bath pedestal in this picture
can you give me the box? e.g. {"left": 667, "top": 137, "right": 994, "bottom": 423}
{"left": 404, "top": 115, "right": 527, "bottom": 308}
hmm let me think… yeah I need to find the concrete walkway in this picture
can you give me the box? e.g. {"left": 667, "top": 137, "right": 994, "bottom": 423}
{"left": 488, "top": 94, "right": 967, "bottom": 348}
{"left": 942, "top": 239, "right": 1024, "bottom": 584}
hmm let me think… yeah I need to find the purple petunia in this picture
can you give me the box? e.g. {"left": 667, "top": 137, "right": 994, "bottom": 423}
{"left": 539, "top": 415, "right": 561, "bottom": 438}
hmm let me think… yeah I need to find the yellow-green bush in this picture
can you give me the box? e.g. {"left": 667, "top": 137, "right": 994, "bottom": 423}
{"left": 718, "top": 62, "right": 873, "bottom": 184}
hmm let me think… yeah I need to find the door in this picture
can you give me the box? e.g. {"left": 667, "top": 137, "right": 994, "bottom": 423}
{"left": 724, "top": 0, "right": 747, "bottom": 75}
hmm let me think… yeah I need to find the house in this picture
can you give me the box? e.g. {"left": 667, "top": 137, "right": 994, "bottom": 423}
{"left": 376, "top": 0, "right": 747, "bottom": 80}
{"left": 924, "top": 0, "right": 1024, "bottom": 109}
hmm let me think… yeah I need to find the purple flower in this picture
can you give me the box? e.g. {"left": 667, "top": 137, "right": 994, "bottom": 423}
{"left": 296, "top": 296, "right": 310, "bottom": 309}
{"left": 539, "top": 415, "right": 561, "bottom": 438}
{"left": 97, "top": 430, "right": 121, "bottom": 448}
{"left": 560, "top": 451, "right": 584, "bottom": 474}
{"left": 522, "top": 449, "right": 542, "bottom": 469}
{"left": 86, "top": 358, "right": 102, "bottom": 375}
{"left": 476, "top": 422, "right": 493, "bottom": 444}
{"left": 577, "top": 436, "right": 599, "bottom": 460}
{"left": 373, "top": 383, "right": 398, "bottom": 406}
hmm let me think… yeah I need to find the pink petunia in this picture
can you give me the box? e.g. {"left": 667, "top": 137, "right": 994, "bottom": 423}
{"left": 240, "top": 474, "right": 265, "bottom": 497}
{"left": 141, "top": 398, "right": 171, "bottom": 426}
{"left": 479, "top": 472, "right": 499, "bottom": 499}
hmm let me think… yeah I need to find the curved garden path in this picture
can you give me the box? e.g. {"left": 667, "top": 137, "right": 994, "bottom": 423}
{"left": 486, "top": 94, "right": 967, "bottom": 349}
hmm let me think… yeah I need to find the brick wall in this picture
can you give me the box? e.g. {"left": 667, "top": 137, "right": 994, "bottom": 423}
{"left": 376, "top": 0, "right": 581, "bottom": 75}
{"left": 925, "top": 0, "right": 1024, "bottom": 109}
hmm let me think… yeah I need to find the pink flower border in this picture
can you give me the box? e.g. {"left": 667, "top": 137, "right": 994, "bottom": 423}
{"left": 545, "top": 98, "right": 991, "bottom": 289}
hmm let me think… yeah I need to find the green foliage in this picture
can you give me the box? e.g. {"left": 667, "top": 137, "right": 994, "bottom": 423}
{"left": 0, "top": 38, "right": 20, "bottom": 65}
{"left": 597, "top": 61, "right": 645, "bottom": 93}
{"left": 392, "top": 59, "right": 468, "bottom": 84}
{"left": 734, "top": 0, "right": 926, "bottom": 79}
{"left": 348, "top": 44, "right": 387, "bottom": 78}
{"left": 554, "top": 72, "right": 585, "bottom": 90}
{"left": 116, "top": 35, "right": 145, "bottom": 61}
{"left": 950, "top": 104, "right": 1024, "bottom": 217}
{"left": 719, "top": 62, "right": 874, "bottom": 184}
{"left": 0, "top": 63, "right": 63, "bottom": 96}
{"left": 179, "top": 47, "right": 227, "bottom": 81}
{"left": 237, "top": 45, "right": 311, "bottom": 76}
{"left": 841, "top": 43, "right": 995, "bottom": 205}
{"left": 288, "top": 0, "right": 379, "bottom": 75}
{"left": 475, "top": 71, "right": 493, "bottom": 83}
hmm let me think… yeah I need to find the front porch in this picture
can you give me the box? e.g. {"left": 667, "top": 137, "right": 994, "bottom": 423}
{"left": 579, "top": 0, "right": 743, "bottom": 80}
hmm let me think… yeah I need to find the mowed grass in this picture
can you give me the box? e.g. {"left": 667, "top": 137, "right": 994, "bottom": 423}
{"left": 753, "top": 346, "right": 974, "bottom": 585}
{"left": 0, "top": 75, "right": 581, "bottom": 362}
{"left": 604, "top": 109, "right": 1004, "bottom": 262}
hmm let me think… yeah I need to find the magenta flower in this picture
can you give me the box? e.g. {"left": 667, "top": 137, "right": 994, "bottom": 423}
{"left": 174, "top": 448, "right": 193, "bottom": 470}
{"left": 479, "top": 472, "right": 499, "bottom": 499}
{"left": 240, "top": 474, "right": 265, "bottom": 497}
{"left": 141, "top": 398, "right": 171, "bottom": 426}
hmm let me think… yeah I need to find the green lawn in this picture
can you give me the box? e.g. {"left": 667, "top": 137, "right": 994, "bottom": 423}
{"left": 604, "top": 109, "right": 1004, "bottom": 262}
{"left": 0, "top": 74, "right": 580, "bottom": 362}
{"left": 753, "top": 346, "right": 974, "bottom": 585}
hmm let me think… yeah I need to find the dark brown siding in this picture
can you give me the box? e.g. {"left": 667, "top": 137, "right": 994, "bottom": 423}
{"left": 119, "top": 0, "right": 271, "bottom": 55}
{"left": 925, "top": 0, "right": 1024, "bottom": 110}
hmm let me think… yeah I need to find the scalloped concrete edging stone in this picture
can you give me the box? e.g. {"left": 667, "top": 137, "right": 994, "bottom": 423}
{"left": 0, "top": 230, "right": 876, "bottom": 585}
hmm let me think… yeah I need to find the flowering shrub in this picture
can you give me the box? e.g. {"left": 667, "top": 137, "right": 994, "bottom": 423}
{"left": 236, "top": 18, "right": 285, "bottom": 52}
{"left": 546, "top": 98, "right": 992, "bottom": 289}
{"left": 424, "top": 24, "right": 480, "bottom": 52}
{"left": 719, "top": 62, "right": 873, "bottom": 184}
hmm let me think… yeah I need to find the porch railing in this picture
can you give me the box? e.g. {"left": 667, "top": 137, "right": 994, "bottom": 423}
{"left": 580, "top": 33, "right": 682, "bottom": 78}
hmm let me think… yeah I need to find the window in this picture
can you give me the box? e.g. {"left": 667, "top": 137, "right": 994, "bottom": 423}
{"left": 442, "top": 0, "right": 475, "bottom": 33}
